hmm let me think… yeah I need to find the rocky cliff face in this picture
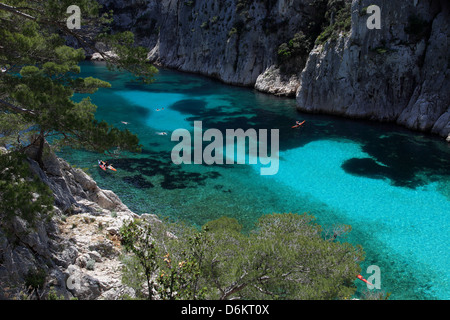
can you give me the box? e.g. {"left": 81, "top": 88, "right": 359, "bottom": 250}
{"left": 97, "top": 0, "right": 449, "bottom": 138}
{"left": 99, "top": 0, "right": 324, "bottom": 95}
{"left": 297, "top": 0, "right": 450, "bottom": 138}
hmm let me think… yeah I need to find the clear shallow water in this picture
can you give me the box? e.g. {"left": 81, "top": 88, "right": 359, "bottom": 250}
{"left": 61, "top": 61, "right": 450, "bottom": 300}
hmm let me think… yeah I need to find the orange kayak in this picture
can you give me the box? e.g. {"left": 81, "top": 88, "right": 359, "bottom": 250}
{"left": 357, "top": 274, "right": 373, "bottom": 286}
{"left": 292, "top": 120, "right": 305, "bottom": 128}
{"left": 98, "top": 160, "right": 116, "bottom": 171}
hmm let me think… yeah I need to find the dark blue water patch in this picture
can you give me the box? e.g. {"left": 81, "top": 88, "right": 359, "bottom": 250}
{"left": 168, "top": 94, "right": 450, "bottom": 190}
{"left": 344, "top": 132, "right": 450, "bottom": 189}
{"left": 213, "top": 184, "right": 233, "bottom": 193}
{"left": 340, "top": 157, "right": 426, "bottom": 187}
{"left": 123, "top": 175, "right": 155, "bottom": 189}
{"left": 148, "top": 142, "right": 160, "bottom": 147}
{"left": 170, "top": 99, "right": 208, "bottom": 114}
{"left": 108, "top": 150, "right": 222, "bottom": 190}
{"left": 342, "top": 158, "right": 392, "bottom": 180}
{"left": 124, "top": 68, "right": 253, "bottom": 97}
{"left": 73, "top": 90, "right": 152, "bottom": 126}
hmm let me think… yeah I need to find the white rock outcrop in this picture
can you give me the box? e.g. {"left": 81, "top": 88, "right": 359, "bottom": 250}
{"left": 0, "top": 145, "right": 157, "bottom": 300}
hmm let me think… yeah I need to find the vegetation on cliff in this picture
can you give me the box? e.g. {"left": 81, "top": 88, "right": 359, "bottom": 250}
{"left": 315, "top": 0, "right": 352, "bottom": 45}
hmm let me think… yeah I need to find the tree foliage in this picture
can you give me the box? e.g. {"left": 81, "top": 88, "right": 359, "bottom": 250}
{"left": 0, "top": 0, "right": 157, "bottom": 163}
{"left": 201, "top": 213, "right": 364, "bottom": 300}
{"left": 120, "top": 219, "right": 159, "bottom": 300}
{"left": 120, "top": 218, "right": 207, "bottom": 300}
{"left": 315, "top": 0, "right": 352, "bottom": 45}
{"left": 119, "top": 213, "right": 365, "bottom": 300}
{"left": 0, "top": 0, "right": 156, "bottom": 222}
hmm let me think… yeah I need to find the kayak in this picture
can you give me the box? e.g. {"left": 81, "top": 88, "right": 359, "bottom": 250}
{"left": 357, "top": 274, "right": 374, "bottom": 287}
{"left": 98, "top": 160, "right": 117, "bottom": 171}
{"left": 292, "top": 120, "right": 305, "bottom": 128}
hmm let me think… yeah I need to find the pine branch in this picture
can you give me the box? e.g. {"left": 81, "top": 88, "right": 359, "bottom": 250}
{"left": 0, "top": 2, "right": 36, "bottom": 20}
{"left": 0, "top": 98, "right": 36, "bottom": 116}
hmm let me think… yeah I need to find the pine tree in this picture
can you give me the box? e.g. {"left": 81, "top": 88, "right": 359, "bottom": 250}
{"left": 200, "top": 213, "right": 364, "bottom": 300}
{"left": 0, "top": 0, "right": 157, "bottom": 223}
{"left": 0, "top": 0, "right": 157, "bottom": 163}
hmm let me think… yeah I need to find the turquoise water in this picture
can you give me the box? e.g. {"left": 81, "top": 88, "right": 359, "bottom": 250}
{"left": 61, "top": 61, "right": 450, "bottom": 300}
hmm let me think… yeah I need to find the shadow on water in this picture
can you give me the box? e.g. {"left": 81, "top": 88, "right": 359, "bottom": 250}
{"left": 124, "top": 67, "right": 253, "bottom": 98}
{"left": 111, "top": 150, "right": 222, "bottom": 190}
{"left": 170, "top": 96, "right": 450, "bottom": 190}
{"left": 340, "top": 129, "right": 450, "bottom": 188}
{"left": 80, "top": 61, "right": 450, "bottom": 197}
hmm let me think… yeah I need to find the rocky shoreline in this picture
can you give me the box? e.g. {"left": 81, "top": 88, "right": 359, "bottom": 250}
{"left": 0, "top": 145, "right": 157, "bottom": 300}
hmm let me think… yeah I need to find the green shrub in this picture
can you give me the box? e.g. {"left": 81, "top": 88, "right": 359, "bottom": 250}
{"left": 278, "top": 43, "right": 292, "bottom": 59}
{"left": 86, "top": 259, "right": 95, "bottom": 270}
{"left": 0, "top": 152, "right": 54, "bottom": 227}
{"left": 210, "top": 16, "right": 219, "bottom": 24}
{"left": 315, "top": 1, "right": 352, "bottom": 45}
{"left": 119, "top": 213, "right": 365, "bottom": 300}
{"left": 278, "top": 32, "right": 311, "bottom": 61}
{"left": 228, "top": 27, "right": 238, "bottom": 37}
{"left": 25, "top": 268, "right": 46, "bottom": 299}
